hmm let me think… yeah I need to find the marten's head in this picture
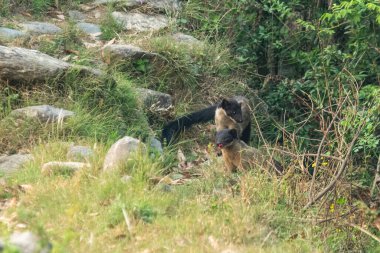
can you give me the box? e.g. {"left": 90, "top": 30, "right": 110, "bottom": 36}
{"left": 220, "top": 98, "right": 243, "bottom": 123}
{"left": 216, "top": 129, "right": 238, "bottom": 148}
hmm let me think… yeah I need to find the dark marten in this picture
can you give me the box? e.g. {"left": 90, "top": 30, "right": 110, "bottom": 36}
{"left": 162, "top": 96, "right": 251, "bottom": 145}
{"left": 216, "top": 128, "right": 283, "bottom": 174}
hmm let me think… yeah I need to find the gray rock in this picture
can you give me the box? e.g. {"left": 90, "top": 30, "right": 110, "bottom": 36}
{"left": 76, "top": 22, "right": 101, "bottom": 38}
{"left": 68, "top": 10, "right": 86, "bottom": 21}
{"left": 9, "top": 231, "right": 51, "bottom": 253}
{"left": 95, "top": 0, "right": 180, "bottom": 12}
{"left": 172, "top": 32, "right": 201, "bottom": 45}
{"left": 10, "top": 105, "right": 74, "bottom": 123}
{"left": 67, "top": 145, "right": 94, "bottom": 162}
{"left": 0, "top": 27, "right": 27, "bottom": 40}
{"left": 112, "top": 12, "right": 168, "bottom": 32}
{"left": 42, "top": 161, "right": 90, "bottom": 175}
{"left": 0, "top": 46, "right": 70, "bottom": 82}
{"left": 0, "top": 154, "right": 33, "bottom": 175}
{"left": 0, "top": 46, "right": 104, "bottom": 82}
{"left": 103, "top": 44, "right": 158, "bottom": 61}
{"left": 149, "top": 138, "right": 163, "bottom": 154}
{"left": 20, "top": 22, "right": 62, "bottom": 35}
{"left": 103, "top": 136, "right": 146, "bottom": 171}
{"left": 136, "top": 88, "right": 172, "bottom": 111}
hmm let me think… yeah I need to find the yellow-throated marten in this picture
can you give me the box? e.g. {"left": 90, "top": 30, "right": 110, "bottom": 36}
{"left": 162, "top": 96, "right": 251, "bottom": 144}
{"left": 216, "top": 128, "right": 283, "bottom": 174}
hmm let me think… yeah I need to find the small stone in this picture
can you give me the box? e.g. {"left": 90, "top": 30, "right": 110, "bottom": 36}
{"left": 10, "top": 105, "right": 74, "bottom": 123}
{"left": 42, "top": 161, "right": 90, "bottom": 175}
{"left": 103, "top": 44, "right": 158, "bottom": 61}
{"left": 172, "top": 32, "right": 201, "bottom": 45}
{"left": 67, "top": 145, "right": 94, "bottom": 162}
{"left": 76, "top": 22, "right": 101, "bottom": 38}
{"left": 136, "top": 88, "right": 172, "bottom": 111}
{"left": 68, "top": 10, "right": 86, "bottom": 21}
{"left": 112, "top": 12, "right": 168, "bottom": 32}
{"left": 0, "top": 27, "right": 27, "bottom": 40}
{"left": 0, "top": 154, "right": 33, "bottom": 176}
{"left": 103, "top": 136, "right": 146, "bottom": 171}
{"left": 149, "top": 138, "right": 163, "bottom": 154}
{"left": 20, "top": 22, "right": 62, "bottom": 35}
{"left": 9, "top": 231, "right": 51, "bottom": 253}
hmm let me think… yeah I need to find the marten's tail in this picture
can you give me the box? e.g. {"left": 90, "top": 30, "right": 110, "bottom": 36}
{"left": 162, "top": 105, "right": 217, "bottom": 145}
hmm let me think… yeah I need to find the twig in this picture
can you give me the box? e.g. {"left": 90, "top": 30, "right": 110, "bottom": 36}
{"left": 267, "top": 147, "right": 344, "bottom": 162}
{"left": 347, "top": 222, "right": 380, "bottom": 244}
{"left": 260, "top": 230, "right": 274, "bottom": 247}
{"left": 370, "top": 156, "right": 380, "bottom": 197}
{"left": 122, "top": 207, "right": 133, "bottom": 236}
{"left": 303, "top": 120, "right": 365, "bottom": 210}
{"left": 308, "top": 96, "right": 348, "bottom": 202}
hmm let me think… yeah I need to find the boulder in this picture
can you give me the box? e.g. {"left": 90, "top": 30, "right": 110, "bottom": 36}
{"left": 66, "top": 145, "right": 94, "bottom": 162}
{"left": 103, "top": 136, "right": 146, "bottom": 171}
{"left": 0, "top": 46, "right": 103, "bottom": 82}
{"left": 20, "top": 22, "right": 62, "bottom": 35}
{"left": 136, "top": 88, "right": 172, "bottom": 111}
{"left": 10, "top": 105, "right": 74, "bottom": 123}
{"left": 42, "top": 161, "right": 90, "bottom": 175}
{"left": 103, "top": 44, "right": 158, "bottom": 61}
{"left": 0, "top": 46, "right": 70, "bottom": 82}
{"left": 0, "top": 27, "right": 27, "bottom": 40}
{"left": 112, "top": 12, "right": 168, "bottom": 32}
{"left": 0, "top": 154, "right": 33, "bottom": 175}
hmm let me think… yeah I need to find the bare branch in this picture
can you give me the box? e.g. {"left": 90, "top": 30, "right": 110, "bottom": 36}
{"left": 370, "top": 156, "right": 380, "bottom": 197}
{"left": 303, "top": 120, "right": 365, "bottom": 210}
{"left": 308, "top": 96, "right": 348, "bottom": 202}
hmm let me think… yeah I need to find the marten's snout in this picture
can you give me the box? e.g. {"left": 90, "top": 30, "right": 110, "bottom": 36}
{"left": 217, "top": 143, "right": 224, "bottom": 148}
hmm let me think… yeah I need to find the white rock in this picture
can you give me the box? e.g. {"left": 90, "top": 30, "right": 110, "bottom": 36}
{"left": 10, "top": 105, "right": 74, "bottom": 123}
{"left": 9, "top": 231, "right": 51, "bottom": 253}
{"left": 103, "top": 136, "right": 146, "bottom": 171}
{"left": 42, "top": 161, "right": 90, "bottom": 175}
{"left": 136, "top": 88, "right": 172, "bottom": 111}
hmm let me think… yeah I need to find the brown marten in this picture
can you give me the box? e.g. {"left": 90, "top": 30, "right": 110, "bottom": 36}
{"left": 216, "top": 128, "right": 283, "bottom": 174}
{"left": 162, "top": 96, "right": 251, "bottom": 145}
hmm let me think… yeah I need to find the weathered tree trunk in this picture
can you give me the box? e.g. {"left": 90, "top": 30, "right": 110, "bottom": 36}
{"left": 0, "top": 46, "right": 103, "bottom": 83}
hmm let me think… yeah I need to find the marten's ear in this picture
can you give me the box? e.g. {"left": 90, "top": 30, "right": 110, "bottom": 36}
{"left": 221, "top": 98, "right": 230, "bottom": 108}
{"left": 229, "top": 129, "right": 238, "bottom": 139}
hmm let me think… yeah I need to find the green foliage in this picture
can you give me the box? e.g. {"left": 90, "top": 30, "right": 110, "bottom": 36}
{"left": 38, "top": 22, "right": 83, "bottom": 57}
{"left": 100, "top": 8, "right": 123, "bottom": 41}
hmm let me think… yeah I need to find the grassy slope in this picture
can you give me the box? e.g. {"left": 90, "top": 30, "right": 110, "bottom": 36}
{"left": 4, "top": 142, "right": 319, "bottom": 253}
{"left": 0, "top": 1, "right": 379, "bottom": 253}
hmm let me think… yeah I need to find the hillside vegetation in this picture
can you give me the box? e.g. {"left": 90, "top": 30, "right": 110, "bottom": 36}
{"left": 0, "top": 0, "right": 379, "bottom": 252}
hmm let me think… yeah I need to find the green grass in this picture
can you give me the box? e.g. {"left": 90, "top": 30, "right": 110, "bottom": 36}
{"left": 2, "top": 142, "right": 323, "bottom": 252}
{"left": 100, "top": 7, "right": 124, "bottom": 41}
